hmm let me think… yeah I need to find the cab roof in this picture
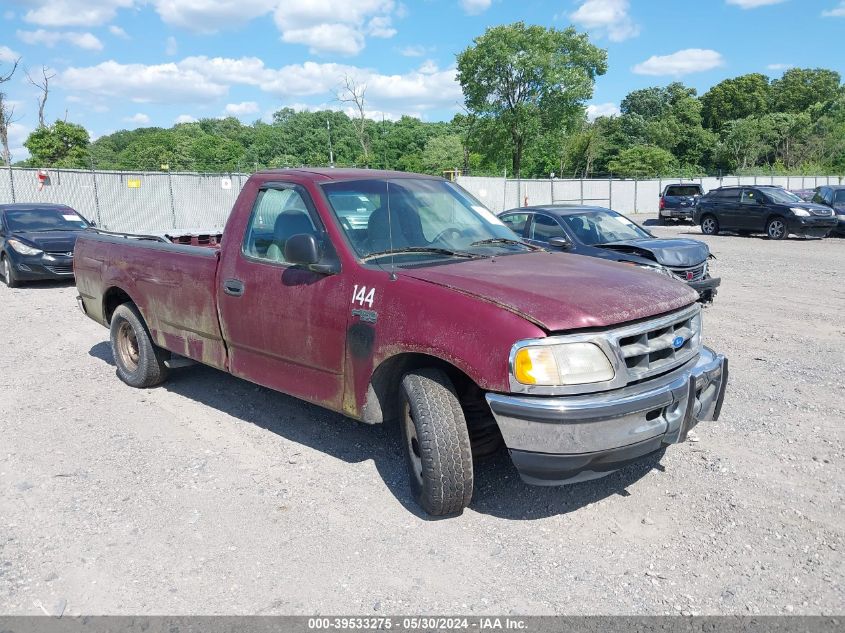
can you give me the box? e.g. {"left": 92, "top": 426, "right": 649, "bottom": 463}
{"left": 254, "top": 168, "right": 443, "bottom": 182}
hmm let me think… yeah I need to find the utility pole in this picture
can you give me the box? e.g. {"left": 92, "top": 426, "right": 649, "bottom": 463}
{"left": 327, "top": 119, "right": 334, "bottom": 167}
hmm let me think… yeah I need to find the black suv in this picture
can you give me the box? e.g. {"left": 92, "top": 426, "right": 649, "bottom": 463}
{"left": 658, "top": 183, "right": 703, "bottom": 224}
{"left": 693, "top": 185, "right": 837, "bottom": 239}
{"left": 811, "top": 185, "right": 845, "bottom": 236}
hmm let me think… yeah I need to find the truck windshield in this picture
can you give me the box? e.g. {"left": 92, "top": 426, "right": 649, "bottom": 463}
{"left": 321, "top": 178, "right": 529, "bottom": 263}
{"left": 4, "top": 208, "right": 90, "bottom": 232}
{"left": 559, "top": 210, "right": 651, "bottom": 245}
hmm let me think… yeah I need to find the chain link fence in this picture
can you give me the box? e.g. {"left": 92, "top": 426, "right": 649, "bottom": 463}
{"left": 2, "top": 166, "right": 842, "bottom": 232}
{"left": 456, "top": 174, "right": 845, "bottom": 215}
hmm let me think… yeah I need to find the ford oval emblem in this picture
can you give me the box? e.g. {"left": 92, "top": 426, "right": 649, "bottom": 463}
{"left": 672, "top": 335, "right": 685, "bottom": 349}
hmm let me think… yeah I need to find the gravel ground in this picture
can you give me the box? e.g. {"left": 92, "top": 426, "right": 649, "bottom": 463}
{"left": 0, "top": 222, "right": 843, "bottom": 616}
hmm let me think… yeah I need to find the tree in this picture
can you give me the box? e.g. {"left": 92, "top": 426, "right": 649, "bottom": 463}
{"left": 0, "top": 56, "right": 20, "bottom": 165}
{"left": 338, "top": 75, "right": 371, "bottom": 167}
{"left": 24, "top": 120, "right": 90, "bottom": 168}
{"left": 457, "top": 21, "right": 607, "bottom": 177}
{"left": 607, "top": 145, "right": 676, "bottom": 178}
{"left": 700, "top": 74, "right": 770, "bottom": 131}
{"left": 26, "top": 66, "right": 56, "bottom": 128}
{"left": 770, "top": 68, "right": 841, "bottom": 114}
{"left": 421, "top": 134, "right": 464, "bottom": 175}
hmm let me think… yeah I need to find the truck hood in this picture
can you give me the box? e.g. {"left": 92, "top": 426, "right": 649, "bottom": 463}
{"left": 594, "top": 238, "right": 710, "bottom": 268}
{"left": 399, "top": 251, "right": 697, "bottom": 332}
{"left": 10, "top": 229, "right": 85, "bottom": 253}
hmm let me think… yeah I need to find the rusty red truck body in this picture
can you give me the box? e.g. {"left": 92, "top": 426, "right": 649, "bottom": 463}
{"left": 74, "top": 169, "right": 728, "bottom": 515}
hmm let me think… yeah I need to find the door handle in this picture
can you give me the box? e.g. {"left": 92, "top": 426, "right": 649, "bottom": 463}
{"left": 223, "top": 279, "right": 244, "bottom": 297}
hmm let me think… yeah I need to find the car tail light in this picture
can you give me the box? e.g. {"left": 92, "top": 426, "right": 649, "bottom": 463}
{"left": 659, "top": 197, "right": 665, "bottom": 210}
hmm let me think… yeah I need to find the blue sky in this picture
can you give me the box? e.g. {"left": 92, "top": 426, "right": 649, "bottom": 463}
{"left": 1, "top": 0, "right": 844, "bottom": 160}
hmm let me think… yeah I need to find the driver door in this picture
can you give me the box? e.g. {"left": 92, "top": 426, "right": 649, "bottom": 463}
{"left": 738, "top": 188, "right": 766, "bottom": 231}
{"left": 216, "top": 183, "right": 351, "bottom": 411}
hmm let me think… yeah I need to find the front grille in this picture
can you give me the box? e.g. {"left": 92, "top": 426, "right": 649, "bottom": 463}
{"left": 811, "top": 208, "right": 833, "bottom": 216}
{"left": 668, "top": 262, "right": 706, "bottom": 282}
{"left": 45, "top": 264, "right": 74, "bottom": 275}
{"left": 615, "top": 308, "right": 701, "bottom": 382}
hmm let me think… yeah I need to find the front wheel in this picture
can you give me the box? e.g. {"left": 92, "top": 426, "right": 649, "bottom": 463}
{"left": 400, "top": 368, "right": 474, "bottom": 516}
{"left": 109, "top": 303, "right": 169, "bottom": 388}
{"left": 767, "top": 217, "right": 787, "bottom": 240}
{"left": 701, "top": 215, "right": 719, "bottom": 236}
{"left": 1, "top": 255, "right": 20, "bottom": 288}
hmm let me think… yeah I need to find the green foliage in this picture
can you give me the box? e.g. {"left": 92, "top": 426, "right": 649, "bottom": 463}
{"left": 456, "top": 21, "right": 607, "bottom": 177}
{"left": 23, "top": 120, "right": 90, "bottom": 168}
{"left": 607, "top": 145, "right": 677, "bottom": 178}
{"left": 700, "top": 74, "right": 770, "bottom": 130}
{"left": 769, "top": 68, "right": 842, "bottom": 114}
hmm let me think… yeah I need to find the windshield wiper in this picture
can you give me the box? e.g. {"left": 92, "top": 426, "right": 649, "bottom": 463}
{"left": 362, "top": 247, "right": 481, "bottom": 262}
{"left": 469, "top": 237, "right": 538, "bottom": 250}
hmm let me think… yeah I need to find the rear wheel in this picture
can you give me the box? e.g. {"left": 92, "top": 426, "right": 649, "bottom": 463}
{"left": 110, "top": 303, "right": 169, "bottom": 388}
{"left": 1, "top": 255, "right": 20, "bottom": 288}
{"left": 766, "top": 217, "right": 787, "bottom": 240}
{"left": 701, "top": 215, "right": 719, "bottom": 236}
{"left": 399, "top": 368, "right": 473, "bottom": 516}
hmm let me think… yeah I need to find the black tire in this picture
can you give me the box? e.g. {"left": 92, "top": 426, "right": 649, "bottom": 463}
{"left": 766, "top": 216, "right": 787, "bottom": 240}
{"left": 109, "top": 303, "right": 169, "bottom": 388}
{"left": 1, "top": 255, "right": 20, "bottom": 288}
{"left": 399, "top": 368, "right": 474, "bottom": 516}
{"left": 701, "top": 215, "right": 719, "bottom": 235}
{"left": 657, "top": 215, "right": 667, "bottom": 226}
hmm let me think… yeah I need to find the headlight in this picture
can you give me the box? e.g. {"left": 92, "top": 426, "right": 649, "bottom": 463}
{"left": 8, "top": 239, "right": 43, "bottom": 256}
{"left": 513, "top": 342, "right": 615, "bottom": 386}
{"left": 790, "top": 207, "right": 810, "bottom": 217}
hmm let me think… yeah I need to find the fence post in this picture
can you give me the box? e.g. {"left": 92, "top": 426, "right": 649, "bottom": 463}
{"left": 90, "top": 161, "right": 102, "bottom": 226}
{"left": 633, "top": 178, "right": 638, "bottom": 214}
{"left": 550, "top": 177, "right": 554, "bottom": 204}
{"left": 167, "top": 170, "right": 177, "bottom": 228}
{"left": 7, "top": 164, "right": 15, "bottom": 203}
{"left": 579, "top": 178, "right": 584, "bottom": 204}
{"left": 608, "top": 176, "right": 612, "bottom": 210}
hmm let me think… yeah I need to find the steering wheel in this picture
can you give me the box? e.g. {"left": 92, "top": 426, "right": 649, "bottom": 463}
{"left": 339, "top": 216, "right": 354, "bottom": 233}
{"left": 431, "top": 227, "right": 464, "bottom": 244}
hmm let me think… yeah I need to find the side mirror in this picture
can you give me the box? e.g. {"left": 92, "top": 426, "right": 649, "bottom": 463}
{"left": 758, "top": 197, "right": 767, "bottom": 205}
{"left": 548, "top": 237, "right": 572, "bottom": 250}
{"left": 284, "top": 233, "right": 337, "bottom": 274}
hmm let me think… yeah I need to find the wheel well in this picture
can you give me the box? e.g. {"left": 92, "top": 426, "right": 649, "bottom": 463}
{"left": 766, "top": 214, "right": 785, "bottom": 225}
{"left": 103, "top": 287, "right": 133, "bottom": 323}
{"left": 363, "top": 353, "right": 482, "bottom": 425}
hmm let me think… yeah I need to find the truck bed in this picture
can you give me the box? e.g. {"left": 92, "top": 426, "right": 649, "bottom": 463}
{"left": 74, "top": 231, "right": 228, "bottom": 370}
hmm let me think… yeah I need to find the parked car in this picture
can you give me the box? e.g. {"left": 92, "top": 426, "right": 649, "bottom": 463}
{"left": 0, "top": 203, "right": 92, "bottom": 287}
{"left": 499, "top": 205, "right": 720, "bottom": 303}
{"left": 74, "top": 169, "right": 728, "bottom": 516}
{"left": 693, "top": 185, "right": 837, "bottom": 239}
{"left": 811, "top": 185, "right": 845, "bottom": 236}
{"left": 658, "top": 183, "right": 703, "bottom": 224}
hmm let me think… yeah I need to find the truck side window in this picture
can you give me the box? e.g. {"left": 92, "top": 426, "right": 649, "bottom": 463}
{"left": 530, "top": 214, "right": 566, "bottom": 243}
{"left": 739, "top": 188, "right": 760, "bottom": 206}
{"left": 242, "top": 186, "right": 320, "bottom": 263}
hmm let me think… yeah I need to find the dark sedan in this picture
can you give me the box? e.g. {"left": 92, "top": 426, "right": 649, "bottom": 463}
{"left": 499, "top": 205, "right": 720, "bottom": 303}
{"left": 0, "top": 203, "right": 92, "bottom": 287}
{"left": 811, "top": 185, "right": 845, "bottom": 236}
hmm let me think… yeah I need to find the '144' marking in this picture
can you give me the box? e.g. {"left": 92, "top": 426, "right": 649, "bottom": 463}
{"left": 352, "top": 285, "right": 375, "bottom": 308}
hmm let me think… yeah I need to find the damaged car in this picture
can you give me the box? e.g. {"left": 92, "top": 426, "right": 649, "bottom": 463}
{"left": 499, "top": 205, "right": 720, "bottom": 303}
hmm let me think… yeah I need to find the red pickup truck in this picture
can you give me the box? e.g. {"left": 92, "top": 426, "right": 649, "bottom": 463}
{"left": 74, "top": 169, "right": 728, "bottom": 516}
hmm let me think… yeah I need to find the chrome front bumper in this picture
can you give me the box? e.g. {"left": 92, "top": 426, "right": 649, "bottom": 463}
{"left": 485, "top": 347, "right": 728, "bottom": 485}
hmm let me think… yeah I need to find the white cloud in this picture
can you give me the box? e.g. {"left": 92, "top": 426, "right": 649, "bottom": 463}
{"left": 399, "top": 44, "right": 432, "bottom": 57}
{"left": 822, "top": 1, "right": 845, "bottom": 16}
{"left": 570, "top": 0, "right": 640, "bottom": 42}
{"left": 586, "top": 102, "right": 620, "bottom": 121}
{"left": 460, "top": 0, "right": 492, "bottom": 15}
{"left": 0, "top": 45, "right": 20, "bottom": 63}
{"left": 17, "top": 29, "right": 104, "bottom": 51}
{"left": 58, "top": 56, "right": 462, "bottom": 115}
{"left": 124, "top": 112, "right": 150, "bottom": 125}
{"left": 109, "top": 25, "right": 129, "bottom": 38}
{"left": 726, "top": 0, "right": 786, "bottom": 8}
{"left": 224, "top": 101, "right": 260, "bottom": 116}
{"left": 152, "top": 0, "right": 276, "bottom": 33}
{"left": 766, "top": 63, "right": 793, "bottom": 71}
{"left": 274, "top": 0, "right": 399, "bottom": 56}
{"left": 633, "top": 49, "right": 725, "bottom": 76}
{"left": 175, "top": 114, "right": 197, "bottom": 124}
{"left": 22, "top": 0, "right": 134, "bottom": 27}
{"left": 165, "top": 35, "right": 178, "bottom": 56}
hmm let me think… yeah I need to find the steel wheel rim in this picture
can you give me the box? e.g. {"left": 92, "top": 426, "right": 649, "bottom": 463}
{"left": 403, "top": 403, "right": 424, "bottom": 488}
{"left": 703, "top": 218, "right": 715, "bottom": 233}
{"left": 116, "top": 321, "right": 140, "bottom": 372}
{"left": 769, "top": 220, "right": 785, "bottom": 239}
